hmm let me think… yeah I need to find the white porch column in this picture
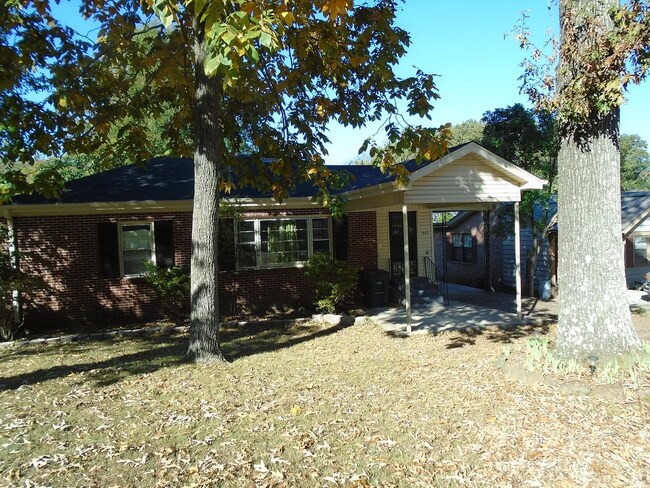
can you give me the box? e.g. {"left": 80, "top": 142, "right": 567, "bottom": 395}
{"left": 403, "top": 204, "right": 412, "bottom": 334}
{"left": 514, "top": 202, "right": 522, "bottom": 320}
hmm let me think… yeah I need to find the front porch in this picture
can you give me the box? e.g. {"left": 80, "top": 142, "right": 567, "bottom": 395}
{"left": 344, "top": 143, "right": 547, "bottom": 332}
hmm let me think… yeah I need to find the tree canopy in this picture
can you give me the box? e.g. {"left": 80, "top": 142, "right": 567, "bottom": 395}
{"left": 620, "top": 133, "right": 650, "bottom": 190}
{"left": 2, "top": 0, "right": 450, "bottom": 361}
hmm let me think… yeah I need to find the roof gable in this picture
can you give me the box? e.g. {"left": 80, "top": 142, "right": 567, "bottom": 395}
{"left": 622, "top": 191, "right": 650, "bottom": 234}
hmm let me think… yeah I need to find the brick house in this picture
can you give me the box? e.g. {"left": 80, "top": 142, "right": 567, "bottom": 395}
{"left": 1, "top": 143, "right": 545, "bottom": 331}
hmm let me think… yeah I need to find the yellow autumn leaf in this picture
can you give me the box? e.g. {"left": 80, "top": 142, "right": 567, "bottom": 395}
{"left": 321, "top": 0, "right": 352, "bottom": 20}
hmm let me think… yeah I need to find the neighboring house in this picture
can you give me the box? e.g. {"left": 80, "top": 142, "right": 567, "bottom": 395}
{"left": 622, "top": 191, "right": 650, "bottom": 285}
{"left": 432, "top": 211, "right": 492, "bottom": 289}
{"left": 440, "top": 191, "right": 650, "bottom": 294}
{"left": 1, "top": 143, "right": 545, "bottom": 331}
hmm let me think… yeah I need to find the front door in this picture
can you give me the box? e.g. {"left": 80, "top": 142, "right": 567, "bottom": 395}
{"left": 389, "top": 211, "right": 418, "bottom": 277}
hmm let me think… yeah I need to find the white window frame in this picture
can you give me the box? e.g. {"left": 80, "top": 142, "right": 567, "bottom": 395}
{"left": 633, "top": 233, "right": 650, "bottom": 268}
{"left": 118, "top": 221, "right": 156, "bottom": 277}
{"left": 235, "top": 216, "right": 332, "bottom": 270}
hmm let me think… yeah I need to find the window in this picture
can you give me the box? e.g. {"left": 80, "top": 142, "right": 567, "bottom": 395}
{"left": 120, "top": 222, "right": 155, "bottom": 276}
{"left": 236, "top": 217, "right": 331, "bottom": 268}
{"left": 450, "top": 232, "right": 475, "bottom": 263}
{"left": 98, "top": 221, "right": 174, "bottom": 279}
{"left": 633, "top": 235, "right": 650, "bottom": 267}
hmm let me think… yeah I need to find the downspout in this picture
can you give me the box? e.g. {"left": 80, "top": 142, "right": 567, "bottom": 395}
{"left": 1, "top": 207, "right": 21, "bottom": 325}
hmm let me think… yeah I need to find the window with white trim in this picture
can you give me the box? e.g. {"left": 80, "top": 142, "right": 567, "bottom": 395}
{"left": 119, "top": 222, "right": 155, "bottom": 276}
{"left": 633, "top": 234, "right": 650, "bottom": 267}
{"left": 236, "top": 217, "right": 331, "bottom": 268}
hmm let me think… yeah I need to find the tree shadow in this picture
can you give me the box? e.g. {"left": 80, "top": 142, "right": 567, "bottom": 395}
{"left": 219, "top": 319, "right": 349, "bottom": 360}
{"left": 0, "top": 335, "right": 188, "bottom": 391}
{"left": 0, "top": 318, "right": 351, "bottom": 391}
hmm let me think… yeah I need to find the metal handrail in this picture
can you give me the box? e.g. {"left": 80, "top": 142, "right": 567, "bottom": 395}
{"left": 424, "top": 255, "right": 449, "bottom": 306}
{"left": 423, "top": 256, "right": 438, "bottom": 287}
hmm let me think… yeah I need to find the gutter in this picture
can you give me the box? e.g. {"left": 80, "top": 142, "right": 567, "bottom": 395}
{"left": 1, "top": 207, "right": 21, "bottom": 326}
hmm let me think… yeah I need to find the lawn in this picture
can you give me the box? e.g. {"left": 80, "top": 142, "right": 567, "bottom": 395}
{"left": 1, "top": 319, "right": 649, "bottom": 487}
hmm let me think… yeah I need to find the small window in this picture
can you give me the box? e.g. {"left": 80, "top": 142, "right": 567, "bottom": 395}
{"left": 120, "top": 222, "right": 155, "bottom": 276}
{"left": 450, "top": 232, "right": 475, "bottom": 263}
{"left": 634, "top": 235, "right": 650, "bottom": 267}
{"left": 312, "top": 218, "right": 331, "bottom": 254}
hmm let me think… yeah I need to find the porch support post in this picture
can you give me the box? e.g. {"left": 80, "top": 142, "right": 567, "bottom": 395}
{"left": 402, "top": 204, "right": 412, "bottom": 334}
{"left": 514, "top": 202, "right": 522, "bottom": 320}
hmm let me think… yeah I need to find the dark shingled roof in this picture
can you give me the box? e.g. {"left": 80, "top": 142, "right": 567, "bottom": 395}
{"left": 622, "top": 191, "right": 650, "bottom": 231}
{"left": 12, "top": 145, "right": 471, "bottom": 205}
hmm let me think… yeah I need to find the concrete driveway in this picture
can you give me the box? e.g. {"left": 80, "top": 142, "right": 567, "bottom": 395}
{"left": 368, "top": 284, "right": 650, "bottom": 338}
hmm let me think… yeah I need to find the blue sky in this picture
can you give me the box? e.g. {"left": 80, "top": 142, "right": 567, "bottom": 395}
{"left": 324, "top": 0, "right": 650, "bottom": 163}
{"left": 51, "top": 0, "right": 650, "bottom": 164}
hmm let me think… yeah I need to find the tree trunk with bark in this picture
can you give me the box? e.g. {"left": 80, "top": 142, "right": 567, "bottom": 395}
{"left": 555, "top": 0, "right": 641, "bottom": 361}
{"left": 186, "top": 25, "right": 226, "bottom": 363}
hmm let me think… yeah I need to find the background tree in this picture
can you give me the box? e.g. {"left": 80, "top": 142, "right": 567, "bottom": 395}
{"left": 449, "top": 119, "right": 485, "bottom": 146}
{"left": 620, "top": 133, "right": 650, "bottom": 190}
{"left": 2, "top": 0, "right": 449, "bottom": 362}
{"left": 480, "top": 104, "right": 558, "bottom": 296}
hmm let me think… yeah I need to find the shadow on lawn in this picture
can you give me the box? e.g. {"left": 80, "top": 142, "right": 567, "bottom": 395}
{"left": 444, "top": 323, "right": 551, "bottom": 349}
{"left": 0, "top": 320, "right": 347, "bottom": 391}
{"left": 0, "top": 337, "right": 188, "bottom": 391}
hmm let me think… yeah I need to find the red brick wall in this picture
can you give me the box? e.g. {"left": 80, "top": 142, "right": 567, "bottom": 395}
{"left": 12, "top": 209, "right": 353, "bottom": 331}
{"left": 11, "top": 208, "right": 379, "bottom": 330}
{"left": 347, "top": 211, "right": 378, "bottom": 270}
{"left": 13, "top": 213, "right": 193, "bottom": 331}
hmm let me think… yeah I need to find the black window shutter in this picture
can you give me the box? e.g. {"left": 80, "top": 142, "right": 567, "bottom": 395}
{"left": 154, "top": 220, "right": 175, "bottom": 268}
{"left": 98, "top": 222, "right": 120, "bottom": 278}
{"left": 332, "top": 217, "right": 348, "bottom": 261}
{"left": 218, "top": 218, "right": 236, "bottom": 271}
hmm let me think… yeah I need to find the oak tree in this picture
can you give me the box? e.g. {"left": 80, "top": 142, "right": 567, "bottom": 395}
{"left": 2, "top": 0, "right": 448, "bottom": 361}
{"left": 519, "top": 0, "right": 650, "bottom": 359}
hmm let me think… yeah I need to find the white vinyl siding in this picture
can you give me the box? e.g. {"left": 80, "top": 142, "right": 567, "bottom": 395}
{"left": 405, "top": 155, "right": 521, "bottom": 205}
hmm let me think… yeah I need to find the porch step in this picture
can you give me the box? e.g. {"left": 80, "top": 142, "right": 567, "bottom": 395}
{"left": 408, "top": 276, "right": 444, "bottom": 308}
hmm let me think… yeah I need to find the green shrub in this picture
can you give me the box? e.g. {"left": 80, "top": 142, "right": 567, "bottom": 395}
{"left": 144, "top": 261, "right": 190, "bottom": 324}
{"left": 305, "top": 252, "right": 358, "bottom": 313}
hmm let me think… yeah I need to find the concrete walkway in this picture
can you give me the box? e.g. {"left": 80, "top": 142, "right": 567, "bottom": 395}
{"left": 368, "top": 283, "right": 650, "bottom": 336}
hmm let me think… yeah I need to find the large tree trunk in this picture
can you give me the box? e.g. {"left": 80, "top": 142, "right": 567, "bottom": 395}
{"left": 555, "top": 0, "right": 640, "bottom": 361}
{"left": 186, "top": 27, "right": 226, "bottom": 363}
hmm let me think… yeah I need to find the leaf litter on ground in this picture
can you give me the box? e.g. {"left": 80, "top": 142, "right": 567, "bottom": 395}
{"left": 0, "top": 319, "right": 648, "bottom": 487}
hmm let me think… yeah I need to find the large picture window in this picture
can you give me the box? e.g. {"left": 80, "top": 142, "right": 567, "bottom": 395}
{"left": 120, "top": 222, "right": 155, "bottom": 276}
{"left": 236, "top": 217, "right": 331, "bottom": 268}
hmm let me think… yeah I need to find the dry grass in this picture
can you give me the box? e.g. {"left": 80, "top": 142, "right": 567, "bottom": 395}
{"left": 1, "top": 319, "right": 649, "bottom": 487}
